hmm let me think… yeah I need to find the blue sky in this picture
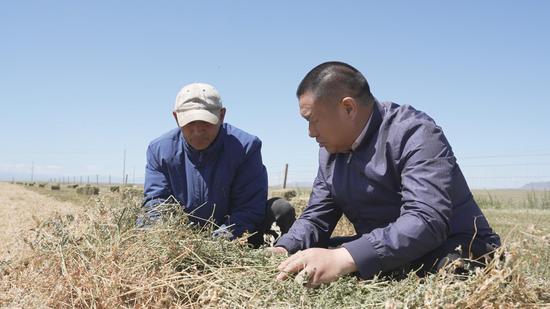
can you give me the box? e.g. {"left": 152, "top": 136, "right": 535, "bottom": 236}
{"left": 1, "top": 1, "right": 549, "bottom": 188}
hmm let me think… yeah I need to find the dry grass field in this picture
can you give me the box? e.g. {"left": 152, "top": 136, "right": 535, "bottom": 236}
{"left": 0, "top": 183, "right": 84, "bottom": 261}
{"left": 1, "top": 182, "right": 549, "bottom": 307}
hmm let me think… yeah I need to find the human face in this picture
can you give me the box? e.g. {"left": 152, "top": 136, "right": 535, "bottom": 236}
{"left": 299, "top": 92, "right": 355, "bottom": 153}
{"left": 181, "top": 121, "right": 220, "bottom": 150}
{"left": 174, "top": 109, "right": 226, "bottom": 151}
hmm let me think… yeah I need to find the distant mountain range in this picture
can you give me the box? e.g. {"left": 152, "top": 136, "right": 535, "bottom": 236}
{"left": 521, "top": 181, "right": 550, "bottom": 190}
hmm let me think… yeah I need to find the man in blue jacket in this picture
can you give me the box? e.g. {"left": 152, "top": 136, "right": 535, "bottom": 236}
{"left": 273, "top": 62, "right": 501, "bottom": 287}
{"left": 143, "top": 82, "right": 295, "bottom": 246}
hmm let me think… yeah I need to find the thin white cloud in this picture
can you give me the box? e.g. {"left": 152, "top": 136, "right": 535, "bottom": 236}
{"left": 0, "top": 163, "right": 63, "bottom": 174}
{"left": 36, "top": 165, "right": 63, "bottom": 173}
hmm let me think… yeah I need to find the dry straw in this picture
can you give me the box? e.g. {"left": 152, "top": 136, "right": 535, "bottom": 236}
{"left": 1, "top": 192, "right": 548, "bottom": 308}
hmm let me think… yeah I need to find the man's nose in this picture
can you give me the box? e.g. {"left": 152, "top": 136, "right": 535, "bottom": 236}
{"left": 308, "top": 122, "right": 318, "bottom": 138}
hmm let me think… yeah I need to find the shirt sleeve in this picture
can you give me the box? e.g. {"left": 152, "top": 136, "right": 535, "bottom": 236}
{"left": 275, "top": 162, "right": 343, "bottom": 253}
{"left": 224, "top": 138, "right": 268, "bottom": 238}
{"left": 343, "top": 122, "right": 456, "bottom": 278}
{"left": 143, "top": 143, "right": 173, "bottom": 221}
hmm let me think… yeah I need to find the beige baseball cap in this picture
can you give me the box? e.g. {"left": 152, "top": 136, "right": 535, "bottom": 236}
{"left": 174, "top": 83, "right": 223, "bottom": 127}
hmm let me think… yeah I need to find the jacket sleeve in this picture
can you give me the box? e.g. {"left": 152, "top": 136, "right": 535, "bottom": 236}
{"left": 224, "top": 138, "right": 268, "bottom": 238}
{"left": 143, "top": 143, "right": 173, "bottom": 221}
{"left": 342, "top": 122, "right": 455, "bottom": 279}
{"left": 275, "top": 162, "right": 343, "bottom": 253}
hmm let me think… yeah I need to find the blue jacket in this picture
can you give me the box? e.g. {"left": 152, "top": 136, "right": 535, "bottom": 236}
{"left": 276, "top": 101, "right": 500, "bottom": 279}
{"left": 143, "top": 123, "right": 268, "bottom": 238}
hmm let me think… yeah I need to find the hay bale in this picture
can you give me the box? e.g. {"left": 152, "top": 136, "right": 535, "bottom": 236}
{"left": 110, "top": 186, "right": 120, "bottom": 193}
{"left": 38, "top": 184, "right": 46, "bottom": 188}
{"left": 50, "top": 184, "right": 60, "bottom": 190}
{"left": 76, "top": 185, "right": 99, "bottom": 195}
{"left": 270, "top": 189, "right": 297, "bottom": 201}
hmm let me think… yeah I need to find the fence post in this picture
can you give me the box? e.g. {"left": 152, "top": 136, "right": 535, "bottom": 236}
{"left": 283, "top": 163, "right": 288, "bottom": 189}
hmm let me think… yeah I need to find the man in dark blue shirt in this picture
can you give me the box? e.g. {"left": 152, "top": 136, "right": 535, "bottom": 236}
{"left": 273, "top": 62, "right": 500, "bottom": 287}
{"left": 143, "top": 83, "right": 295, "bottom": 246}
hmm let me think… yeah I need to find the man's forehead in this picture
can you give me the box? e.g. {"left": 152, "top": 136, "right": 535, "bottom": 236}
{"left": 299, "top": 93, "right": 316, "bottom": 113}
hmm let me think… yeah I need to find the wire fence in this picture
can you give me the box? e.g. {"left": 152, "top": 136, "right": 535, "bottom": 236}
{"left": 267, "top": 151, "right": 550, "bottom": 189}
{"left": 6, "top": 152, "right": 550, "bottom": 190}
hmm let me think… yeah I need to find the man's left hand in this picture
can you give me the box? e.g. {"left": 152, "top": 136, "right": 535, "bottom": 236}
{"left": 275, "top": 247, "right": 357, "bottom": 288}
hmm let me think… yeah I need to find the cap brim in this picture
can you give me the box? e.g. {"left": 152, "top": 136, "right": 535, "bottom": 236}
{"left": 176, "top": 109, "right": 220, "bottom": 127}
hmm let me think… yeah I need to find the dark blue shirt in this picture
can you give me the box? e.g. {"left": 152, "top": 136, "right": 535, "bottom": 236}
{"left": 276, "top": 101, "right": 500, "bottom": 279}
{"left": 143, "top": 123, "right": 268, "bottom": 238}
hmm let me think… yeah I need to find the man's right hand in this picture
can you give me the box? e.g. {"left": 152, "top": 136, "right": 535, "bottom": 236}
{"left": 267, "top": 246, "right": 288, "bottom": 256}
{"left": 211, "top": 224, "right": 234, "bottom": 239}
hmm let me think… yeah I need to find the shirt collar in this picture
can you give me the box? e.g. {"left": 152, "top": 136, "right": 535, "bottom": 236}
{"left": 351, "top": 115, "right": 372, "bottom": 151}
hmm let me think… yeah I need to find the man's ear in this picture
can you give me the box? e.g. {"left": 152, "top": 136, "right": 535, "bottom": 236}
{"left": 172, "top": 111, "right": 181, "bottom": 127}
{"left": 341, "top": 97, "right": 358, "bottom": 118}
{"left": 218, "top": 108, "right": 227, "bottom": 124}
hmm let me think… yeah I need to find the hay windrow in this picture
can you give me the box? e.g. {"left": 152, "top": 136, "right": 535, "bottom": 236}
{"left": 1, "top": 190, "right": 549, "bottom": 307}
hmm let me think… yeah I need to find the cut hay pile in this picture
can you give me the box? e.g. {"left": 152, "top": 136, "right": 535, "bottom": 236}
{"left": 76, "top": 185, "right": 99, "bottom": 195}
{"left": 1, "top": 194, "right": 548, "bottom": 307}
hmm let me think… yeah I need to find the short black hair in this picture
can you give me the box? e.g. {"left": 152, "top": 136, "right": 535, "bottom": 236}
{"left": 296, "top": 61, "right": 374, "bottom": 105}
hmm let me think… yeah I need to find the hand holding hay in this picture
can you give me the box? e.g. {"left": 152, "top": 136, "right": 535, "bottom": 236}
{"left": 275, "top": 247, "right": 357, "bottom": 288}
